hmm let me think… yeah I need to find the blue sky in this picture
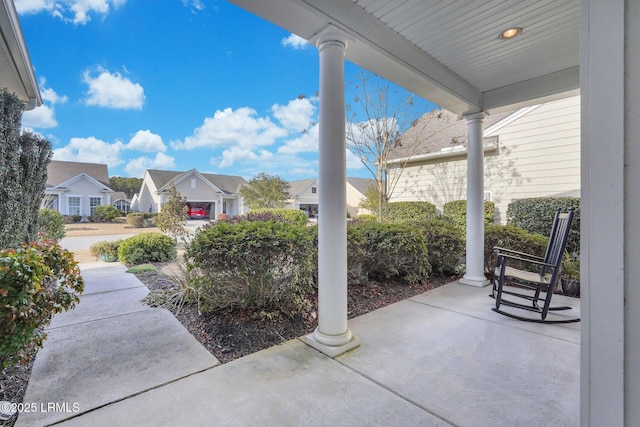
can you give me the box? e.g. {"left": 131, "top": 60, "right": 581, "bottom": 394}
{"left": 16, "top": 0, "right": 431, "bottom": 181}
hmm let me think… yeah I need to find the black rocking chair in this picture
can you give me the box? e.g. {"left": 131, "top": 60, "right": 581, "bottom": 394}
{"left": 491, "top": 208, "right": 580, "bottom": 324}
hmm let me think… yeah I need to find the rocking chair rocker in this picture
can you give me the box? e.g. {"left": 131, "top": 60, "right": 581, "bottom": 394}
{"left": 491, "top": 208, "right": 580, "bottom": 324}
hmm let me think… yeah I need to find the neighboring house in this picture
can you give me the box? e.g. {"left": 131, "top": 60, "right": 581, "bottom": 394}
{"left": 286, "top": 177, "right": 375, "bottom": 217}
{"left": 42, "top": 160, "right": 114, "bottom": 219}
{"left": 388, "top": 96, "right": 580, "bottom": 223}
{"left": 111, "top": 192, "right": 132, "bottom": 213}
{"left": 137, "top": 168, "right": 247, "bottom": 217}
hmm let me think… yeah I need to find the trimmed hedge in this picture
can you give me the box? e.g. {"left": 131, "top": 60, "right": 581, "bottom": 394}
{"left": 507, "top": 197, "right": 580, "bottom": 255}
{"left": 118, "top": 232, "right": 176, "bottom": 265}
{"left": 387, "top": 201, "right": 437, "bottom": 223}
{"left": 348, "top": 222, "right": 431, "bottom": 284}
{"left": 442, "top": 199, "right": 496, "bottom": 230}
{"left": 186, "top": 220, "right": 315, "bottom": 312}
{"left": 249, "top": 208, "right": 309, "bottom": 226}
{"left": 484, "top": 224, "right": 549, "bottom": 274}
{"left": 126, "top": 212, "right": 145, "bottom": 228}
{"left": 408, "top": 218, "right": 465, "bottom": 276}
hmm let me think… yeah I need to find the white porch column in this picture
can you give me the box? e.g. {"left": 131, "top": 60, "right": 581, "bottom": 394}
{"left": 459, "top": 112, "right": 489, "bottom": 287}
{"left": 302, "top": 26, "right": 359, "bottom": 357}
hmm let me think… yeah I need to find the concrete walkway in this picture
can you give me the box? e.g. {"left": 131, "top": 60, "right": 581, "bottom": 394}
{"left": 16, "top": 263, "right": 580, "bottom": 426}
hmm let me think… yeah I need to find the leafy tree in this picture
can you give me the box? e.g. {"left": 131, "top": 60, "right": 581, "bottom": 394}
{"left": 37, "top": 208, "right": 66, "bottom": 242}
{"left": 156, "top": 183, "right": 188, "bottom": 242}
{"left": 109, "top": 176, "right": 143, "bottom": 198}
{"left": 0, "top": 89, "right": 52, "bottom": 248}
{"left": 346, "top": 70, "right": 432, "bottom": 222}
{"left": 240, "top": 172, "right": 291, "bottom": 209}
{"left": 359, "top": 185, "right": 380, "bottom": 216}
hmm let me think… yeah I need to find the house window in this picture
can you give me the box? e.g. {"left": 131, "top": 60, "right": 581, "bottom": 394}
{"left": 68, "top": 197, "right": 80, "bottom": 216}
{"left": 191, "top": 179, "right": 197, "bottom": 189}
{"left": 90, "top": 197, "right": 102, "bottom": 215}
{"left": 311, "top": 186, "right": 317, "bottom": 194}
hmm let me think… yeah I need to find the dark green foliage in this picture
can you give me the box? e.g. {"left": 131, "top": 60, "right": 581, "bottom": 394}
{"left": 507, "top": 197, "right": 580, "bottom": 255}
{"left": 249, "top": 208, "right": 309, "bottom": 226}
{"left": 109, "top": 176, "right": 143, "bottom": 198}
{"left": 90, "top": 205, "right": 120, "bottom": 222}
{"left": 0, "top": 240, "right": 84, "bottom": 368}
{"left": 484, "top": 224, "right": 549, "bottom": 274}
{"left": 89, "top": 240, "right": 122, "bottom": 260}
{"left": 408, "top": 218, "right": 465, "bottom": 276}
{"left": 118, "top": 233, "right": 176, "bottom": 265}
{"left": 348, "top": 222, "right": 431, "bottom": 284}
{"left": 0, "top": 89, "right": 52, "bottom": 248}
{"left": 442, "top": 199, "right": 496, "bottom": 231}
{"left": 387, "top": 201, "right": 437, "bottom": 223}
{"left": 186, "top": 220, "right": 315, "bottom": 312}
{"left": 239, "top": 172, "right": 291, "bottom": 209}
{"left": 354, "top": 214, "right": 377, "bottom": 222}
{"left": 126, "top": 212, "right": 146, "bottom": 228}
{"left": 37, "top": 208, "right": 66, "bottom": 242}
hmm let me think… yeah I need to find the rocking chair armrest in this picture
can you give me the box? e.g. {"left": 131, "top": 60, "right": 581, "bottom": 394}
{"left": 493, "top": 247, "right": 545, "bottom": 261}
{"left": 496, "top": 252, "right": 557, "bottom": 271}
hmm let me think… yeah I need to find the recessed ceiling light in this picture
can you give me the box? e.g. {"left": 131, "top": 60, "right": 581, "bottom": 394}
{"left": 499, "top": 27, "right": 522, "bottom": 40}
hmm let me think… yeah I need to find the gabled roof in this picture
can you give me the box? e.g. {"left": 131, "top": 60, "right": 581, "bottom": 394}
{"left": 147, "top": 169, "right": 247, "bottom": 195}
{"left": 47, "top": 160, "right": 111, "bottom": 188}
{"left": 288, "top": 178, "right": 318, "bottom": 197}
{"left": 346, "top": 177, "right": 376, "bottom": 195}
{"left": 111, "top": 192, "right": 130, "bottom": 202}
{"left": 388, "top": 109, "right": 516, "bottom": 161}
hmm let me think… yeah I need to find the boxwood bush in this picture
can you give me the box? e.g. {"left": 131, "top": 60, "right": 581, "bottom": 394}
{"left": 90, "top": 205, "right": 120, "bottom": 222}
{"left": 408, "top": 218, "right": 465, "bottom": 276}
{"left": 484, "top": 224, "right": 549, "bottom": 274}
{"left": 126, "top": 212, "right": 145, "bottom": 228}
{"left": 186, "top": 220, "right": 315, "bottom": 312}
{"left": 118, "top": 232, "right": 176, "bottom": 265}
{"left": 443, "top": 199, "right": 496, "bottom": 230}
{"left": 387, "top": 201, "right": 437, "bottom": 223}
{"left": 348, "top": 221, "right": 431, "bottom": 284}
{"left": 249, "top": 208, "right": 309, "bottom": 226}
{"left": 507, "top": 197, "right": 580, "bottom": 255}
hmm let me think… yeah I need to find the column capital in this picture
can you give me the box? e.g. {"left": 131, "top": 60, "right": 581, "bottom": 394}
{"left": 311, "top": 24, "right": 353, "bottom": 50}
{"left": 463, "top": 111, "right": 486, "bottom": 121}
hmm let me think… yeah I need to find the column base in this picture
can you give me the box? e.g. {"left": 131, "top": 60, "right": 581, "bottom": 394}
{"left": 300, "top": 328, "right": 360, "bottom": 358}
{"left": 459, "top": 274, "right": 490, "bottom": 287}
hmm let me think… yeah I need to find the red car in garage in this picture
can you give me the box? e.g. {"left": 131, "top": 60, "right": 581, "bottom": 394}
{"left": 188, "top": 206, "right": 206, "bottom": 219}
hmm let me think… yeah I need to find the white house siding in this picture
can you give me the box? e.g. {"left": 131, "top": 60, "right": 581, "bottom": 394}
{"left": 59, "top": 176, "right": 110, "bottom": 217}
{"left": 138, "top": 173, "right": 159, "bottom": 213}
{"left": 345, "top": 182, "right": 366, "bottom": 217}
{"left": 389, "top": 96, "right": 580, "bottom": 223}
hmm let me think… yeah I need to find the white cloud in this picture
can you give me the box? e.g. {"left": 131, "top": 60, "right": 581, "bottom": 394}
{"left": 83, "top": 67, "right": 145, "bottom": 109}
{"left": 272, "top": 97, "right": 315, "bottom": 131}
{"left": 126, "top": 130, "right": 166, "bottom": 152}
{"left": 181, "top": 0, "right": 204, "bottom": 12}
{"left": 278, "top": 123, "right": 318, "bottom": 154}
{"left": 346, "top": 148, "right": 365, "bottom": 170}
{"left": 15, "top": 0, "right": 126, "bottom": 24}
{"left": 281, "top": 33, "right": 309, "bottom": 50}
{"left": 21, "top": 78, "right": 67, "bottom": 129}
{"left": 218, "top": 147, "right": 273, "bottom": 168}
{"left": 22, "top": 105, "right": 58, "bottom": 128}
{"left": 173, "top": 107, "right": 286, "bottom": 150}
{"left": 53, "top": 136, "right": 124, "bottom": 168}
{"left": 125, "top": 153, "right": 175, "bottom": 177}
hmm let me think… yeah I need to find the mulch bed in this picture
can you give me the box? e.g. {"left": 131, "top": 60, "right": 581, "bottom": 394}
{"left": 0, "top": 265, "right": 455, "bottom": 427}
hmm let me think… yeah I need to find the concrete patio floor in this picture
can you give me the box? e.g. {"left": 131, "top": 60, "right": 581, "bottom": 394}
{"left": 16, "top": 263, "right": 580, "bottom": 426}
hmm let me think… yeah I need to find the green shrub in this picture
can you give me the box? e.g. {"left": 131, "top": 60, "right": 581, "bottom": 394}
{"left": 484, "top": 224, "right": 549, "bottom": 274}
{"left": 37, "top": 208, "right": 66, "bottom": 242}
{"left": 349, "top": 222, "right": 431, "bottom": 284}
{"left": 387, "top": 201, "right": 437, "bottom": 223}
{"left": 250, "top": 208, "right": 309, "bottom": 226}
{"left": 89, "top": 239, "right": 122, "bottom": 261}
{"left": 408, "top": 218, "right": 465, "bottom": 276}
{"left": 90, "top": 205, "right": 120, "bottom": 222}
{"left": 443, "top": 199, "right": 496, "bottom": 230}
{"left": 64, "top": 215, "right": 82, "bottom": 224}
{"left": 0, "top": 240, "right": 84, "bottom": 368}
{"left": 354, "top": 214, "right": 377, "bottom": 222}
{"left": 186, "top": 221, "right": 315, "bottom": 312}
{"left": 507, "top": 197, "right": 580, "bottom": 255}
{"left": 118, "top": 233, "right": 176, "bottom": 265}
{"left": 126, "top": 212, "right": 145, "bottom": 228}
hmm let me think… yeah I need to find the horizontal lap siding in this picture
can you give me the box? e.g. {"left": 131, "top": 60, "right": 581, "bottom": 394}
{"left": 390, "top": 96, "right": 581, "bottom": 223}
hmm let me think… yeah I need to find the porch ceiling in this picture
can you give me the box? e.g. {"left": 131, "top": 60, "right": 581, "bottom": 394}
{"left": 228, "top": 0, "right": 579, "bottom": 115}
